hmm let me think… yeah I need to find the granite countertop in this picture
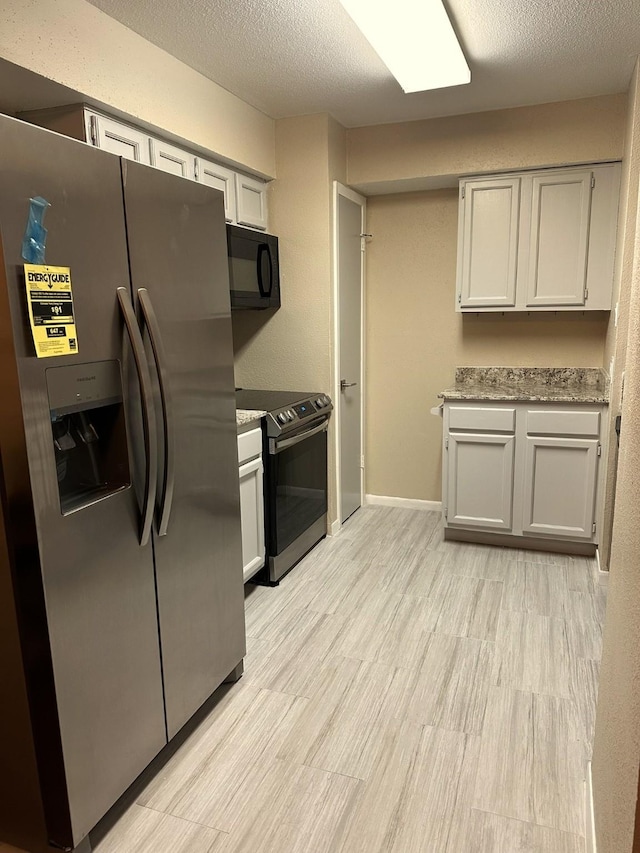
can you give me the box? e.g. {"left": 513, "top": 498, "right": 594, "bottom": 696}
{"left": 438, "top": 367, "right": 610, "bottom": 404}
{"left": 236, "top": 409, "right": 266, "bottom": 428}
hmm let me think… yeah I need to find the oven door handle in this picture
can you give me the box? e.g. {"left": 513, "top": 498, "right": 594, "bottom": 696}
{"left": 269, "top": 419, "right": 328, "bottom": 455}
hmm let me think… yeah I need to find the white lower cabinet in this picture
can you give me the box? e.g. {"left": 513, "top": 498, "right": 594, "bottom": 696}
{"left": 443, "top": 402, "right": 606, "bottom": 545}
{"left": 521, "top": 436, "right": 599, "bottom": 539}
{"left": 237, "top": 427, "right": 265, "bottom": 582}
{"left": 447, "top": 433, "right": 514, "bottom": 530}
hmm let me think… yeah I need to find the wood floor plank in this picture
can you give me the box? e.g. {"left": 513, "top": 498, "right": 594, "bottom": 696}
{"left": 461, "top": 809, "right": 585, "bottom": 853}
{"left": 439, "top": 547, "right": 511, "bottom": 581}
{"left": 139, "top": 688, "right": 308, "bottom": 832}
{"left": 492, "top": 610, "right": 572, "bottom": 698}
{"left": 377, "top": 550, "right": 445, "bottom": 596}
{"left": 94, "top": 804, "right": 225, "bottom": 853}
{"left": 338, "top": 719, "right": 469, "bottom": 853}
{"left": 213, "top": 759, "right": 361, "bottom": 853}
{"left": 277, "top": 656, "right": 413, "bottom": 780}
{"left": 431, "top": 573, "right": 503, "bottom": 642}
{"left": 473, "top": 687, "right": 534, "bottom": 824}
{"left": 571, "top": 657, "right": 600, "bottom": 758}
{"left": 403, "top": 633, "right": 494, "bottom": 734}
{"left": 376, "top": 594, "right": 440, "bottom": 670}
{"left": 501, "top": 561, "right": 570, "bottom": 619}
{"left": 474, "top": 687, "right": 585, "bottom": 836}
{"left": 329, "top": 586, "right": 403, "bottom": 662}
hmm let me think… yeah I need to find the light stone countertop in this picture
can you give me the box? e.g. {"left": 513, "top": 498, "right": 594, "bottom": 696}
{"left": 236, "top": 409, "right": 266, "bottom": 429}
{"left": 438, "top": 367, "right": 610, "bottom": 404}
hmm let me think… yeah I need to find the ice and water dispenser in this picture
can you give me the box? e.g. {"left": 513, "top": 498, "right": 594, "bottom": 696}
{"left": 46, "top": 361, "right": 130, "bottom": 514}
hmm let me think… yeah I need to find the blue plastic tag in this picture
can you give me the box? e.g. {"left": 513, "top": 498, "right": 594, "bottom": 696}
{"left": 21, "top": 196, "right": 51, "bottom": 264}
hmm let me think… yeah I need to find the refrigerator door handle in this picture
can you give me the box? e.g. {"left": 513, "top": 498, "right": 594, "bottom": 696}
{"left": 137, "top": 287, "right": 175, "bottom": 536}
{"left": 117, "top": 287, "right": 157, "bottom": 547}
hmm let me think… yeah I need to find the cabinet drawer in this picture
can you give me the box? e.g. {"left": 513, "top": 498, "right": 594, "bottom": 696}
{"left": 449, "top": 406, "right": 516, "bottom": 433}
{"left": 237, "top": 427, "right": 262, "bottom": 465}
{"left": 526, "top": 409, "right": 600, "bottom": 437}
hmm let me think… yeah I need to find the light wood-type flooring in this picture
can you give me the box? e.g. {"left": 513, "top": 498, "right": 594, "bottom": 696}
{"left": 3, "top": 506, "right": 607, "bottom": 853}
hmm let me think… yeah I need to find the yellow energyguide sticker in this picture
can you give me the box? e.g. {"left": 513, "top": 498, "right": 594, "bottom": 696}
{"left": 23, "top": 264, "right": 78, "bottom": 358}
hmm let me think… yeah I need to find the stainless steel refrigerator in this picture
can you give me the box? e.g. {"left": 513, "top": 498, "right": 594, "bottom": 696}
{"left": 0, "top": 114, "right": 245, "bottom": 853}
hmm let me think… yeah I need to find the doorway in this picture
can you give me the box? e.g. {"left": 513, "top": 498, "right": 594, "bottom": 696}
{"left": 333, "top": 182, "right": 366, "bottom": 528}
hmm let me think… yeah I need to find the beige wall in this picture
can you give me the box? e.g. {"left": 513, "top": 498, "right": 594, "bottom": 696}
{"left": 593, "top": 60, "right": 640, "bottom": 853}
{"left": 1, "top": 0, "right": 275, "bottom": 177}
{"left": 232, "top": 113, "right": 347, "bottom": 529}
{"left": 600, "top": 65, "right": 640, "bottom": 569}
{"left": 348, "top": 94, "right": 626, "bottom": 191}
{"left": 365, "top": 190, "right": 608, "bottom": 501}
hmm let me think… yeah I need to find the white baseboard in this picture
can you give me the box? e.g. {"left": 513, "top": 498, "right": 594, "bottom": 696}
{"left": 329, "top": 518, "right": 342, "bottom": 537}
{"left": 586, "top": 761, "right": 597, "bottom": 853}
{"left": 365, "top": 494, "right": 443, "bottom": 513}
{"left": 595, "top": 549, "right": 609, "bottom": 586}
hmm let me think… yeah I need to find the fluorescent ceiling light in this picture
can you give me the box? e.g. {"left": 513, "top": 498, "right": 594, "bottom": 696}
{"left": 339, "top": 0, "right": 471, "bottom": 93}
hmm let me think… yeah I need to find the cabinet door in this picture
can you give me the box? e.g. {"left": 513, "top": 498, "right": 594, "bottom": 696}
{"left": 239, "top": 457, "right": 265, "bottom": 582}
{"left": 458, "top": 178, "right": 520, "bottom": 309}
{"left": 521, "top": 436, "right": 598, "bottom": 539}
{"left": 446, "top": 433, "right": 515, "bottom": 529}
{"left": 196, "top": 158, "right": 236, "bottom": 222}
{"left": 86, "top": 112, "right": 151, "bottom": 164}
{"left": 149, "top": 138, "right": 195, "bottom": 180}
{"left": 525, "top": 170, "right": 592, "bottom": 307}
{"left": 235, "top": 173, "right": 268, "bottom": 230}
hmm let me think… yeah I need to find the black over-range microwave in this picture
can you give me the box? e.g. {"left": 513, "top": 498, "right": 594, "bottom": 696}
{"left": 226, "top": 224, "right": 280, "bottom": 310}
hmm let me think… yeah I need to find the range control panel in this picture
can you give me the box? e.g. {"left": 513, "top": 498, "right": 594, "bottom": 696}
{"left": 267, "top": 394, "right": 333, "bottom": 437}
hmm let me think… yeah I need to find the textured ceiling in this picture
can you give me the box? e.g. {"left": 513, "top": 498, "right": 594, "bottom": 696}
{"left": 85, "top": 0, "right": 640, "bottom": 127}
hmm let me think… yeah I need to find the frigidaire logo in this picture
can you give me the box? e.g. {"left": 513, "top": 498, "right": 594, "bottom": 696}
{"left": 77, "top": 376, "right": 96, "bottom": 383}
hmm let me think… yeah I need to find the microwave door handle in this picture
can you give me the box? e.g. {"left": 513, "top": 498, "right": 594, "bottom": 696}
{"left": 137, "top": 288, "right": 175, "bottom": 536}
{"left": 117, "top": 287, "right": 157, "bottom": 547}
{"left": 256, "top": 243, "right": 272, "bottom": 297}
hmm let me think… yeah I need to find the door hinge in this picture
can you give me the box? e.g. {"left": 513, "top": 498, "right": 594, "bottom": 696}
{"left": 592, "top": 521, "right": 597, "bottom": 534}
{"left": 445, "top": 437, "right": 449, "bottom": 450}
{"left": 194, "top": 157, "right": 199, "bottom": 180}
{"left": 444, "top": 506, "right": 448, "bottom": 518}
{"left": 584, "top": 288, "right": 589, "bottom": 302}
{"left": 458, "top": 293, "right": 462, "bottom": 304}
{"left": 360, "top": 454, "right": 365, "bottom": 468}
{"left": 597, "top": 442, "right": 602, "bottom": 456}
{"left": 591, "top": 175, "right": 596, "bottom": 189}
{"left": 461, "top": 186, "right": 465, "bottom": 199}
{"left": 89, "top": 114, "right": 98, "bottom": 146}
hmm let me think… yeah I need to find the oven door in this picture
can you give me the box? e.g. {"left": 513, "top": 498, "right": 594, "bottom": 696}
{"left": 267, "top": 419, "right": 328, "bottom": 558}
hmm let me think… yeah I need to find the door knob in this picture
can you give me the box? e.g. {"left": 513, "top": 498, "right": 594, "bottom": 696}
{"left": 340, "top": 379, "right": 358, "bottom": 391}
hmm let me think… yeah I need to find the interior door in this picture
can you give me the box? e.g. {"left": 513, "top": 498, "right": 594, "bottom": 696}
{"left": 336, "top": 184, "right": 365, "bottom": 524}
{"left": 121, "top": 160, "right": 246, "bottom": 739}
{"left": 0, "top": 115, "right": 166, "bottom": 847}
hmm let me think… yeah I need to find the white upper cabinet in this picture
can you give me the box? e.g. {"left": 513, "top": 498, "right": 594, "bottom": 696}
{"left": 85, "top": 112, "right": 151, "bottom": 165}
{"left": 196, "top": 158, "right": 236, "bottom": 222}
{"left": 524, "top": 170, "right": 592, "bottom": 308}
{"left": 235, "top": 173, "right": 268, "bottom": 231}
{"left": 458, "top": 178, "right": 520, "bottom": 309}
{"left": 149, "top": 139, "right": 195, "bottom": 180}
{"left": 21, "top": 105, "right": 269, "bottom": 230}
{"left": 456, "top": 163, "right": 621, "bottom": 312}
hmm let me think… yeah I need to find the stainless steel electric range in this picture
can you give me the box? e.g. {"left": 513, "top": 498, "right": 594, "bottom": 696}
{"left": 236, "top": 389, "right": 333, "bottom": 584}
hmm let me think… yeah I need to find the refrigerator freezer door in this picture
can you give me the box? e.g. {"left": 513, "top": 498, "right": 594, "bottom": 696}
{"left": 0, "top": 116, "right": 167, "bottom": 847}
{"left": 121, "top": 160, "right": 246, "bottom": 738}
